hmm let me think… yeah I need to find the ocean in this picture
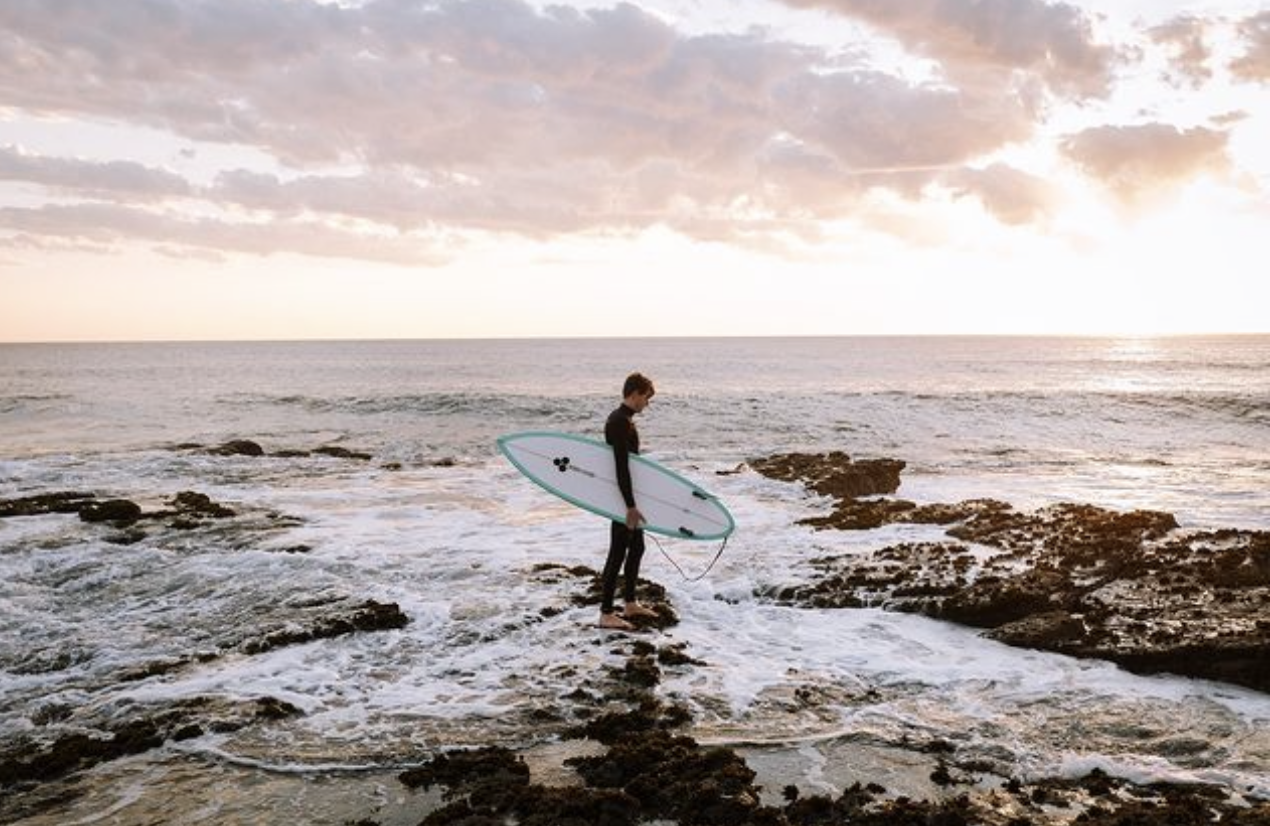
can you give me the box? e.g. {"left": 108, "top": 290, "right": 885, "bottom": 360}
{"left": 1, "top": 336, "right": 1268, "bottom": 823}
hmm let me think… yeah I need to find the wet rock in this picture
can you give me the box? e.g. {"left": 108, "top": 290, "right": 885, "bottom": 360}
{"left": 619, "top": 654, "right": 661, "bottom": 687}
{"left": 239, "top": 599, "right": 409, "bottom": 655}
{"left": 209, "top": 439, "right": 265, "bottom": 457}
{"left": 78, "top": 499, "right": 143, "bottom": 525}
{"left": 168, "top": 490, "right": 236, "bottom": 519}
{"left": 2, "top": 489, "right": 240, "bottom": 531}
{"left": 801, "top": 498, "right": 917, "bottom": 530}
{"left": 390, "top": 554, "right": 1270, "bottom": 826}
{"left": 751, "top": 452, "right": 1014, "bottom": 532}
{"left": 401, "top": 745, "right": 639, "bottom": 826}
{"left": 390, "top": 694, "right": 1270, "bottom": 826}
{"left": 938, "top": 569, "right": 1071, "bottom": 627}
{"left": 750, "top": 451, "right": 905, "bottom": 501}
{"left": 768, "top": 494, "right": 1270, "bottom": 693}
{"left": 538, "top": 565, "right": 680, "bottom": 632}
{"left": 986, "top": 610, "right": 1088, "bottom": 648}
{"left": 104, "top": 528, "right": 148, "bottom": 545}
{"left": 571, "top": 728, "right": 765, "bottom": 825}
{"left": 112, "top": 601, "right": 407, "bottom": 685}
{"left": 0, "top": 696, "right": 301, "bottom": 788}
{"left": 658, "top": 642, "right": 706, "bottom": 667}
{"left": 0, "top": 491, "right": 97, "bottom": 518}
{"left": 399, "top": 744, "right": 530, "bottom": 792}
{"left": 313, "top": 446, "right": 373, "bottom": 461}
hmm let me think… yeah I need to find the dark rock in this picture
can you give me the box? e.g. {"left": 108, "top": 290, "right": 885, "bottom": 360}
{"left": 168, "top": 491, "right": 236, "bottom": 518}
{"left": 209, "top": 440, "right": 265, "bottom": 457}
{"left": 537, "top": 565, "right": 679, "bottom": 632}
{"left": 0, "top": 492, "right": 97, "bottom": 518}
{"left": 401, "top": 746, "right": 639, "bottom": 826}
{"left": 987, "top": 610, "right": 1088, "bottom": 648}
{"left": 239, "top": 600, "right": 409, "bottom": 655}
{"left": 313, "top": 446, "right": 372, "bottom": 461}
{"left": 938, "top": 570, "right": 1069, "bottom": 628}
{"left": 383, "top": 559, "right": 1270, "bottom": 826}
{"left": 104, "top": 529, "right": 148, "bottom": 545}
{"left": 750, "top": 453, "right": 1014, "bottom": 533}
{"left": 801, "top": 498, "right": 917, "bottom": 530}
{"left": 399, "top": 745, "right": 530, "bottom": 792}
{"left": 767, "top": 492, "right": 1270, "bottom": 694}
{"left": 658, "top": 642, "right": 706, "bottom": 667}
{"left": 79, "top": 499, "right": 143, "bottom": 525}
{"left": 0, "top": 696, "right": 300, "bottom": 787}
{"left": 751, "top": 451, "right": 905, "bottom": 500}
{"left": 620, "top": 655, "right": 661, "bottom": 687}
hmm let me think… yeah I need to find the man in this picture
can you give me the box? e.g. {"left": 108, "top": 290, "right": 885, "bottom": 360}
{"left": 599, "top": 372, "right": 659, "bottom": 631}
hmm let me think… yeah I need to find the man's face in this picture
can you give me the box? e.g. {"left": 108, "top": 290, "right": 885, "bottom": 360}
{"left": 629, "top": 389, "right": 654, "bottom": 413}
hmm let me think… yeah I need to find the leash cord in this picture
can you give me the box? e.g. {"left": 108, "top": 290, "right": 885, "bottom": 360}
{"left": 649, "top": 532, "right": 730, "bottom": 582}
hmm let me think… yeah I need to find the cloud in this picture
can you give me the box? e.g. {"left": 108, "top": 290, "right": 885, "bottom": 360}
{"left": 775, "top": 0, "right": 1118, "bottom": 98}
{"left": 1232, "top": 10, "right": 1270, "bottom": 82}
{"left": 0, "top": 202, "right": 448, "bottom": 265}
{"left": 1060, "top": 123, "right": 1229, "bottom": 203}
{"left": 0, "top": 146, "right": 192, "bottom": 199}
{"left": 0, "top": 0, "right": 1236, "bottom": 264}
{"left": 943, "top": 163, "right": 1058, "bottom": 225}
{"left": 1150, "top": 16, "right": 1213, "bottom": 88}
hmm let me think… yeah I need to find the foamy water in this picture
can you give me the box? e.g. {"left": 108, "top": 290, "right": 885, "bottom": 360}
{"left": 2, "top": 337, "right": 1268, "bottom": 822}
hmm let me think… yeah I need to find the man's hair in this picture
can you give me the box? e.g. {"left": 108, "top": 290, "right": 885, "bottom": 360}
{"left": 623, "top": 372, "right": 655, "bottom": 398}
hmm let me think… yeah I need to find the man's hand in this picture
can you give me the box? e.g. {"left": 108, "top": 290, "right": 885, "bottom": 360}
{"left": 626, "top": 506, "right": 645, "bottom": 529}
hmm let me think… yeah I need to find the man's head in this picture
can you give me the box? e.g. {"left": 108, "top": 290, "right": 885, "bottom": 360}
{"left": 623, "top": 372, "right": 655, "bottom": 412}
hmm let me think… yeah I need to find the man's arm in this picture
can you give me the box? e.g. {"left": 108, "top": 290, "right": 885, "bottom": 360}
{"left": 606, "top": 414, "right": 636, "bottom": 509}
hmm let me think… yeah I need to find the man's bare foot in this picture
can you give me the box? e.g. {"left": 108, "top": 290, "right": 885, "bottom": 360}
{"left": 599, "top": 612, "right": 635, "bottom": 631}
{"left": 622, "top": 602, "right": 658, "bottom": 620}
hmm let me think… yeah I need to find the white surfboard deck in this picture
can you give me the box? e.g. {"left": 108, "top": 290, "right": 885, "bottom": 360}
{"left": 497, "top": 431, "right": 735, "bottom": 541}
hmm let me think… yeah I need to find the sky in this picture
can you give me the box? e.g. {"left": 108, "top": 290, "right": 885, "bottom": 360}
{"left": 1, "top": 0, "right": 1268, "bottom": 341}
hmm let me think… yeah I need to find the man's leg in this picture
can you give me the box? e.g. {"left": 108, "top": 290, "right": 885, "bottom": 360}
{"left": 622, "top": 528, "right": 646, "bottom": 604}
{"left": 621, "top": 529, "right": 657, "bottom": 619}
{"left": 600, "top": 522, "right": 634, "bottom": 629}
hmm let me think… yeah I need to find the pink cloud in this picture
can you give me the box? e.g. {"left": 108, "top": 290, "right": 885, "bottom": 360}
{"left": 1150, "top": 16, "right": 1213, "bottom": 88}
{"left": 1232, "top": 10, "right": 1270, "bottom": 82}
{"left": 775, "top": 0, "right": 1118, "bottom": 97}
{"left": 1061, "top": 123, "right": 1229, "bottom": 203}
{"left": 0, "top": 0, "right": 1249, "bottom": 262}
{"left": 0, "top": 146, "right": 191, "bottom": 199}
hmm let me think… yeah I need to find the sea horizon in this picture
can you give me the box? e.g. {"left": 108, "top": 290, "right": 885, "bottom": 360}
{"left": 4, "top": 330, "right": 1270, "bottom": 347}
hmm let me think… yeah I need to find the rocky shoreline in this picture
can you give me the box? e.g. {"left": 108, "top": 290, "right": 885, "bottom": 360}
{"left": 749, "top": 451, "right": 1270, "bottom": 695}
{"left": 393, "top": 566, "right": 1270, "bottom": 825}
{"left": 1, "top": 445, "right": 1267, "bottom": 824}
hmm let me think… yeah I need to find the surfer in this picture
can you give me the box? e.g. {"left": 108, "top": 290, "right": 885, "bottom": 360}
{"left": 599, "top": 372, "right": 659, "bottom": 631}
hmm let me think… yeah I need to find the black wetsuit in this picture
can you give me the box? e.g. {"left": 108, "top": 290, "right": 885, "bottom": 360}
{"left": 601, "top": 402, "right": 645, "bottom": 613}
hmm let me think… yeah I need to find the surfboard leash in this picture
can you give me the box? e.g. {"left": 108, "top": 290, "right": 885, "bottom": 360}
{"left": 649, "top": 532, "right": 730, "bottom": 582}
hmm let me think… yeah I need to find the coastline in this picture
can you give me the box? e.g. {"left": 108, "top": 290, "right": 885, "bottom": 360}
{"left": 2, "top": 443, "right": 1267, "bottom": 824}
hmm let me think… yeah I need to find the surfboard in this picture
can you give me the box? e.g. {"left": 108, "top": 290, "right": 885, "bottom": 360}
{"left": 497, "top": 431, "right": 735, "bottom": 541}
